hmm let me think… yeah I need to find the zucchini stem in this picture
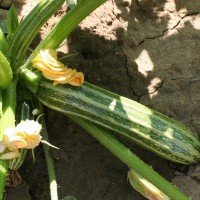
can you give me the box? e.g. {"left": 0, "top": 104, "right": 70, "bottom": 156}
{"left": 39, "top": 104, "right": 59, "bottom": 200}
{"left": 9, "top": 0, "right": 65, "bottom": 72}
{"left": 69, "top": 115, "right": 190, "bottom": 200}
{"left": 21, "top": 0, "right": 106, "bottom": 71}
{"left": 0, "top": 79, "right": 17, "bottom": 199}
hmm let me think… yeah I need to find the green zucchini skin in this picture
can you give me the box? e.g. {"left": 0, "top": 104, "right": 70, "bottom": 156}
{"left": 37, "top": 80, "right": 200, "bottom": 164}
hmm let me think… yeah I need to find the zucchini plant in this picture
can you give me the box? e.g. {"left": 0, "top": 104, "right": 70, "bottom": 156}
{"left": 0, "top": 0, "right": 199, "bottom": 200}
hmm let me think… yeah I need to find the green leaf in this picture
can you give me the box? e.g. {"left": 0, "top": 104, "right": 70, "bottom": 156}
{"left": 9, "top": 97, "right": 34, "bottom": 171}
{"left": 0, "top": 51, "right": 13, "bottom": 90}
{"left": 7, "top": 4, "right": 19, "bottom": 36}
{"left": 0, "top": 79, "right": 18, "bottom": 199}
{"left": 0, "top": 20, "right": 8, "bottom": 33}
{"left": 0, "top": 29, "right": 9, "bottom": 55}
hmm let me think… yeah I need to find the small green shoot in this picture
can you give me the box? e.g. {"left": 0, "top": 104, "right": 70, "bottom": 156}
{"left": 7, "top": 4, "right": 19, "bottom": 37}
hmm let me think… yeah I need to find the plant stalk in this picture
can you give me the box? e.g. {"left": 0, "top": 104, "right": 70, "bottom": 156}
{"left": 21, "top": 0, "right": 106, "bottom": 70}
{"left": 9, "top": 0, "right": 65, "bottom": 72}
{"left": 39, "top": 104, "right": 58, "bottom": 200}
{"left": 69, "top": 115, "right": 190, "bottom": 200}
{"left": 0, "top": 79, "right": 17, "bottom": 200}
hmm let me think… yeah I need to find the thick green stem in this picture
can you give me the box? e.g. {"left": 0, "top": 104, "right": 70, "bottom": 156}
{"left": 69, "top": 115, "right": 190, "bottom": 200}
{"left": 21, "top": 0, "right": 106, "bottom": 70}
{"left": 9, "top": 0, "right": 65, "bottom": 72}
{"left": 19, "top": 69, "right": 41, "bottom": 93}
{"left": 0, "top": 79, "right": 17, "bottom": 199}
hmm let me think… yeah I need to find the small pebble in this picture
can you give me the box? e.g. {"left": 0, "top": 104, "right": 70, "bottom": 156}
{"left": 0, "top": 0, "right": 12, "bottom": 9}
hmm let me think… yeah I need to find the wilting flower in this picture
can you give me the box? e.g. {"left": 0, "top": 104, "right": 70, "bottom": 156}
{"left": 0, "top": 127, "right": 27, "bottom": 153}
{"left": 32, "top": 49, "right": 84, "bottom": 86}
{"left": 0, "top": 120, "right": 42, "bottom": 160}
{"left": 16, "top": 120, "right": 42, "bottom": 149}
{"left": 128, "top": 169, "right": 170, "bottom": 200}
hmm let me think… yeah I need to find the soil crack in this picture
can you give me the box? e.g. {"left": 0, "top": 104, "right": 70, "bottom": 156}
{"left": 138, "top": 80, "right": 164, "bottom": 101}
{"left": 117, "top": 43, "right": 139, "bottom": 100}
{"left": 137, "top": 11, "right": 200, "bottom": 46}
{"left": 110, "top": 0, "right": 139, "bottom": 99}
{"left": 137, "top": 15, "right": 182, "bottom": 46}
{"left": 168, "top": 77, "right": 200, "bottom": 81}
{"left": 178, "top": 12, "right": 200, "bottom": 19}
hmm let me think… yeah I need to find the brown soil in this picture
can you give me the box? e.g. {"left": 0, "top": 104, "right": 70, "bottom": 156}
{"left": 1, "top": 0, "right": 200, "bottom": 199}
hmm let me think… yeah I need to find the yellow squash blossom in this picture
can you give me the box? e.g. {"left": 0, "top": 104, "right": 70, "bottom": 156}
{"left": 32, "top": 49, "right": 84, "bottom": 86}
{"left": 0, "top": 120, "right": 42, "bottom": 160}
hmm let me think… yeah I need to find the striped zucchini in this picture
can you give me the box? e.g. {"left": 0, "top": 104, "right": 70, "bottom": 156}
{"left": 36, "top": 80, "right": 200, "bottom": 164}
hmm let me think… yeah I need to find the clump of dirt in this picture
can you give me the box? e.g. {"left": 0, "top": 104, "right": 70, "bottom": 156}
{"left": 2, "top": 0, "right": 200, "bottom": 200}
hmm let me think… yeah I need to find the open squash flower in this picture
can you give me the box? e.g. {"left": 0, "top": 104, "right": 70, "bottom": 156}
{"left": 16, "top": 120, "right": 42, "bottom": 149}
{"left": 0, "top": 120, "right": 42, "bottom": 160}
{"left": 32, "top": 49, "right": 84, "bottom": 86}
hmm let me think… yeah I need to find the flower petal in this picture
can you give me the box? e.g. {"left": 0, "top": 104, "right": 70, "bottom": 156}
{"left": 0, "top": 151, "right": 20, "bottom": 160}
{"left": 0, "top": 142, "right": 6, "bottom": 153}
{"left": 32, "top": 49, "right": 84, "bottom": 86}
{"left": 16, "top": 120, "right": 42, "bottom": 149}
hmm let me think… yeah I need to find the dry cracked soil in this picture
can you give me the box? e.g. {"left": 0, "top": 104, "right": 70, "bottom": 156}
{"left": 1, "top": 0, "right": 200, "bottom": 199}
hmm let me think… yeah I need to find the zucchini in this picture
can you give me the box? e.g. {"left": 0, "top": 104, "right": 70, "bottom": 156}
{"left": 36, "top": 80, "right": 200, "bottom": 164}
